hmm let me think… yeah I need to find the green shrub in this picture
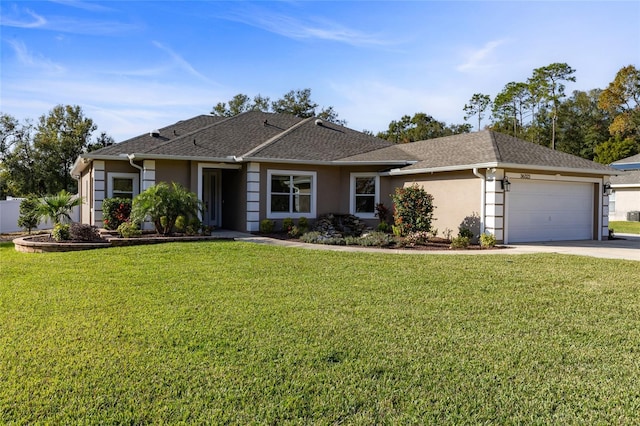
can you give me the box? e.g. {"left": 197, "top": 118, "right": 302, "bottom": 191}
{"left": 117, "top": 221, "right": 142, "bottom": 238}
{"left": 102, "top": 198, "right": 132, "bottom": 230}
{"left": 174, "top": 215, "right": 186, "bottom": 232}
{"left": 391, "top": 184, "right": 435, "bottom": 236}
{"left": 356, "top": 232, "right": 395, "bottom": 247}
{"left": 260, "top": 219, "right": 274, "bottom": 234}
{"left": 377, "top": 221, "right": 391, "bottom": 233}
{"left": 480, "top": 232, "right": 497, "bottom": 248}
{"left": 458, "top": 227, "right": 474, "bottom": 240}
{"left": 450, "top": 236, "right": 470, "bottom": 249}
{"left": 69, "top": 223, "right": 102, "bottom": 242}
{"left": 282, "top": 218, "right": 295, "bottom": 233}
{"left": 287, "top": 225, "right": 302, "bottom": 238}
{"left": 52, "top": 223, "right": 70, "bottom": 241}
{"left": 18, "top": 195, "right": 40, "bottom": 234}
{"left": 297, "top": 217, "right": 309, "bottom": 233}
{"left": 300, "top": 231, "right": 345, "bottom": 245}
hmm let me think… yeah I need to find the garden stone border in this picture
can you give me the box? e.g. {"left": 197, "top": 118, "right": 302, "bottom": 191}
{"left": 13, "top": 234, "right": 233, "bottom": 253}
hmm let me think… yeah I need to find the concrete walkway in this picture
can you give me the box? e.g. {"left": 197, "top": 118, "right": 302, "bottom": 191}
{"left": 227, "top": 231, "right": 639, "bottom": 262}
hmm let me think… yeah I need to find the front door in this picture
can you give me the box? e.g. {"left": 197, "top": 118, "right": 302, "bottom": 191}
{"left": 202, "top": 169, "right": 221, "bottom": 228}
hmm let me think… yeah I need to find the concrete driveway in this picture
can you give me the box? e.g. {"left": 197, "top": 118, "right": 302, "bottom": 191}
{"left": 504, "top": 233, "right": 639, "bottom": 261}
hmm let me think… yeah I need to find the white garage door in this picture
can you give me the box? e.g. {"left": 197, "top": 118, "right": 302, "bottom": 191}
{"left": 507, "top": 180, "right": 594, "bottom": 243}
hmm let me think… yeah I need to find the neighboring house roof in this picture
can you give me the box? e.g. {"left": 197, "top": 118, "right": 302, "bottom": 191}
{"left": 610, "top": 170, "right": 640, "bottom": 187}
{"left": 611, "top": 153, "right": 640, "bottom": 170}
{"left": 342, "top": 130, "right": 616, "bottom": 176}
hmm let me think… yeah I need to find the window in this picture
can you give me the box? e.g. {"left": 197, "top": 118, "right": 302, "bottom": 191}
{"left": 350, "top": 173, "right": 379, "bottom": 219}
{"left": 267, "top": 170, "right": 316, "bottom": 218}
{"left": 108, "top": 173, "right": 139, "bottom": 199}
{"left": 609, "top": 190, "right": 616, "bottom": 212}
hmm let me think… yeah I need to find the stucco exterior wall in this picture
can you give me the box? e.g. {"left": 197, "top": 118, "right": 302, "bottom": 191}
{"left": 155, "top": 160, "right": 190, "bottom": 189}
{"left": 387, "top": 171, "right": 481, "bottom": 237}
{"left": 610, "top": 188, "right": 640, "bottom": 221}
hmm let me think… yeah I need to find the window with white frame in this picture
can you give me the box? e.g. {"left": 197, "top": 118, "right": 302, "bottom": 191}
{"left": 267, "top": 170, "right": 316, "bottom": 218}
{"left": 350, "top": 173, "right": 379, "bottom": 218}
{"left": 108, "top": 173, "right": 139, "bottom": 199}
{"left": 609, "top": 190, "right": 616, "bottom": 212}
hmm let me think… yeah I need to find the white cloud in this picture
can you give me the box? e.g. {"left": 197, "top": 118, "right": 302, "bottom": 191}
{"left": 0, "top": 7, "right": 47, "bottom": 28}
{"left": 456, "top": 39, "right": 508, "bottom": 72}
{"left": 224, "top": 8, "right": 394, "bottom": 47}
{"left": 152, "top": 41, "right": 218, "bottom": 85}
{"left": 5, "top": 39, "right": 65, "bottom": 73}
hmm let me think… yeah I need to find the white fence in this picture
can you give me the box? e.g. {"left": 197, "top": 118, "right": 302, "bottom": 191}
{"left": 0, "top": 198, "right": 80, "bottom": 234}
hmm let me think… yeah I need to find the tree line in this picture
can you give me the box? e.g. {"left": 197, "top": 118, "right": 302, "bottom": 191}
{"left": 1, "top": 64, "right": 637, "bottom": 199}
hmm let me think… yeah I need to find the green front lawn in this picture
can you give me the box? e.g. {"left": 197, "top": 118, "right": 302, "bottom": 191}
{"left": 1, "top": 242, "right": 639, "bottom": 423}
{"left": 609, "top": 220, "right": 640, "bottom": 234}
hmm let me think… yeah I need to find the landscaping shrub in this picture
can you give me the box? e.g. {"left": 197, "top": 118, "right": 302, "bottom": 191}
{"left": 52, "top": 223, "right": 70, "bottom": 241}
{"left": 458, "top": 227, "right": 474, "bottom": 240}
{"left": 391, "top": 184, "right": 435, "bottom": 236}
{"left": 377, "top": 221, "right": 391, "bottom": 233}
{"left": 480, "top": 232, "right": 497, "bottom": 248}
{"left": 131, "top": 182, "right": 203, "bottom": 235}
{"left": 300, "top": 231, "right": 345, "bottom": 245}
{"left": 18, "top": 194, "right": 40, "bottom": 234}
{"left": 174, "top": 215, "right": 186, "bottom": 232}
{"left": 313, "top": 213, "right": 366, "bottom": 238}
{"left": 287, "top": 226, "right": 302, "bottom": 238}
{"left": 282, "top": 218, "right": 295, "bottom": 233}
{"left": 69, "top": 223, "right": 102, "bottom": 242}
{"left": 450, "top": 236, "right": 470, "bottom": 249}
{"left": 260, "top": 219, "right": 274, "bottom": 234}
{"left": 353, "top": 231, "right": 395, "bottom": 247}
{"left": 297, "top": 217, "right": 309, "bottom": 233}
{"left": 117, "top": 221, "right": 142, "bottom": 238}
{"left": 375, "top": 202, "right": 392, "bottom": 225}
{"left": 37, "top": 190, "right": 82, "bottom": 225}
{"left": 102, "top": 198, "right": 132, "bottom": 230}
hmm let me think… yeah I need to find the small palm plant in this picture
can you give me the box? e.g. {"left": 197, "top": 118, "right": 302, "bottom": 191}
{"left": 37, "top": 190, "right": 82, "bottom": 225}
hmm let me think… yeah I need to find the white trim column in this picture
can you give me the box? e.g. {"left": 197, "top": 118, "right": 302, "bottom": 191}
{"left": 142, "top": 160, "right": 156, "bottom": 191}
{"left": 601, "top": 183, "right": 609, "bottom": 241}
{"left": 484, "top": 169, "right": 505, "bottom": 242}
{"left": 92, "top": 161, "right": 105, "bottom": 227}
{"left": 246, "top": 162, "right": 260, "bottom": 232}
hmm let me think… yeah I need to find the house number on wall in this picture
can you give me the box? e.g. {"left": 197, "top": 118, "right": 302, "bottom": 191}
{"left": 520, "top": 174, "right": 531, "bottom": 179}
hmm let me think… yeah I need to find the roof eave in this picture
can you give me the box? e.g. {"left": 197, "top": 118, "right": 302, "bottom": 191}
{"left": 389, "top": 162, "right": 618, "bottom": 176}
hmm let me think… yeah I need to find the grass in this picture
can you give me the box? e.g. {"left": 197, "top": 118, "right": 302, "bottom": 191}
{"left": 609, "top": 220, "right": 640, "bottom": 234}
{"left": 1, "top": 241, "right": 640, "bottom": 424}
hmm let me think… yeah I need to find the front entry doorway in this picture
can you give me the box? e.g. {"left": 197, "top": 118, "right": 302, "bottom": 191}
{"left": 202, "top": 169, "right": 221, "bottom": 228}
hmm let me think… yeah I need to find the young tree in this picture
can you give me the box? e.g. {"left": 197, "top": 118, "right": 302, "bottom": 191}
{"left": 36, "top": 190, "right": 82, "bottom": 225}
{"left": 528, "top": 63, "right": 576, "bottom": 149}
{"left": 17, "top": 195, "right": 41, "bottom": 233}
{"left": 463, "top": 93, "right": 491, "bottom": 131}
{"left": 34, "top": 105, "right": 97, "bottom": 194}
{"left": 131, "top": 182, "right": 203, "bottom": 235}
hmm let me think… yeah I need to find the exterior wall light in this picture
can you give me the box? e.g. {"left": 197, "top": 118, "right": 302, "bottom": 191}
{"left": 502, "top": 176, "right": 511, "bottom": 192}
{"left": 603, "top": 182, "right": 612, "bottom": 195}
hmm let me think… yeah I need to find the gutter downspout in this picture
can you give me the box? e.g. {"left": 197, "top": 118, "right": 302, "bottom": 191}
{"left": 472, "top": 167, "right": 486, "bottom": 235}
{"left": 127, "top": 154, "right": 144, "bottom": 193}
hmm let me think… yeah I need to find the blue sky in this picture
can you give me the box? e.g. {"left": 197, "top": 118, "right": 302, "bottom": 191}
{"left": 1, "top": 1, "right": 639, "bottom": 141}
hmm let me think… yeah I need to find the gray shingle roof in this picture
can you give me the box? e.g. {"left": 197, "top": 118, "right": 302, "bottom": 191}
{"left": 81, "top": 115, "right": 616, "bottom": 176}
{"left": 90, "top": 115, "right": 224, "bottom": 156}
{"left": 341, "top": 130, "right": 615, "bottom": 174}
{"left": 611, "top": 170, "right": 640, "bottom": 185}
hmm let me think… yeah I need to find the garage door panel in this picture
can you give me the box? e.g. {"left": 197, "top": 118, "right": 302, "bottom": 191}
{"left": 507, "top": 180, "right": 593, "bottom": 243}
